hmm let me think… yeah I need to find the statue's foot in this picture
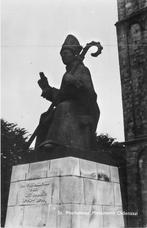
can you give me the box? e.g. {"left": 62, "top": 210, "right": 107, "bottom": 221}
{"left": 37, "top": 140, "right": 59, "bottom": 150}
{"left": 43, "top": 143, "right": 54, "bottom": 149}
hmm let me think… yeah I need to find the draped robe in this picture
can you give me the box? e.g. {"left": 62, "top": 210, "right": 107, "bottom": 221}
{"left": 35, "top": 61, "right": 100, "bottom": 150}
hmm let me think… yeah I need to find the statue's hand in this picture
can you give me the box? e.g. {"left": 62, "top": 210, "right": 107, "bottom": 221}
{"left": 38, "top": 72, "right": 50, "bottom": 91}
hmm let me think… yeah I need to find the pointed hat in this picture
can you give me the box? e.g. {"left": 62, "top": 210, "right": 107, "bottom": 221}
{"left": 60, "top": 34, "right": 83, "bottom": 55}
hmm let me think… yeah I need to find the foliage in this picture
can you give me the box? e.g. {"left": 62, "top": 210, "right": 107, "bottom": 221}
{"left": 95, "top": 133, "right": 126, "bottom": 162}
{"left": 1, "top": 119, "right": 30, "bottom": 227}
{"left": 96, "top": 133, "right": 125, "bottom": 149}
{"left": 96, "top": 133, "right": 116, "bottom": 148}
{"left": 1, "top": 119, "right": 29, "bottom": 164}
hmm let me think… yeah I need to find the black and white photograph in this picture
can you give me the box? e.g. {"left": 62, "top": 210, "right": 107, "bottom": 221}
{"left": 1, "top": 0, "right": 147, "bottom": 227}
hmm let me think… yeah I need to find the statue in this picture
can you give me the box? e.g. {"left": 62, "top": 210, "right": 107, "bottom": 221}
{"left": 29, "top": 35, "right": 102, "bottom": 151}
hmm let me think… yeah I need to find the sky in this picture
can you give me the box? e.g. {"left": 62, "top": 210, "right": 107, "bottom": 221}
{"left": 1, "top": 0, "right": 125, "bottom": 143}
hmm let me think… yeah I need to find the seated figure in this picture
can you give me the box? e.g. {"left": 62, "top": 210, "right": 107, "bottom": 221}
{"left": 35, "top": 34, "right": 100, "bottom": 150}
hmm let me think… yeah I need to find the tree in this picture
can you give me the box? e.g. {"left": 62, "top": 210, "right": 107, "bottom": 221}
{"left": 95, "top": 133, "right": 126, "bottom": 163}
{"left": 1, "top": 119, "right": 30, "bottom": 227}
{"left": 96, "top": 133, "right": 116, "bottom": 148}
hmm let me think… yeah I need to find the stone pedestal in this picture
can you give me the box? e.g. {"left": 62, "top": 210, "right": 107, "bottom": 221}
{"left": 5, "top": 157, "right": 124, "bottom": 228}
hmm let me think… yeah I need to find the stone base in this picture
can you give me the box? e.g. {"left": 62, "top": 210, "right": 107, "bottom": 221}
{"left": 5, "top": 157, "right": 124, "bottom": 228}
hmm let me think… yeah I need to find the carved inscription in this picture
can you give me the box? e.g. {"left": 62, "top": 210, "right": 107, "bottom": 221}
{"left": 18, "top": 180, "right": 51, "bottom": 205}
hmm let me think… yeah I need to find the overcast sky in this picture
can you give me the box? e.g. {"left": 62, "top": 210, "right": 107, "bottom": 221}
{"left": 1, "top": 0, "right": 125, "bottom": 143}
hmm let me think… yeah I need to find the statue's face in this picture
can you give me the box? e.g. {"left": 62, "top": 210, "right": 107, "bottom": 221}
{"left": 61, "top": 49, "right": 75, "bottom": 65}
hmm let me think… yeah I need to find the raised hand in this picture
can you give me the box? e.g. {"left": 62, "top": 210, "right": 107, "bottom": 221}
{"left": 38, "top": 72, "right": 50, "bottom": 91}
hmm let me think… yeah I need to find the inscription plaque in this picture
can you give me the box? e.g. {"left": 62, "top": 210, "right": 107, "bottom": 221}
{"left": 18, "top": 179, "right": 52, "bottom": 205}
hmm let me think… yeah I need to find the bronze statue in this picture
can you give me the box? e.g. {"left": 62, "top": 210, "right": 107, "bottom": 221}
{"left": 29, "top": 35, "right": 102, "bottom": 150}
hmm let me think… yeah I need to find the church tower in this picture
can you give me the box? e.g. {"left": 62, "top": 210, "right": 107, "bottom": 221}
{"left": 116, "top": 0, "right": 147, "bottom": 227}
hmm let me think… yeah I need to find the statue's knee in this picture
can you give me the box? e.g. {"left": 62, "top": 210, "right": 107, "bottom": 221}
{"left": 40, "top": 112, "right": 47, "bottom": 119}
